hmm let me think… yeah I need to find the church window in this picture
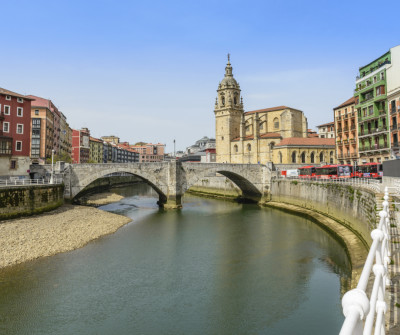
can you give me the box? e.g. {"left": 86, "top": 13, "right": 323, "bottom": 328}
{"left": 273, "top": 117, "right": 279, "bottom": 129}
{"left": 221, "top": 136, "right": 224, "bottom": 140}
{"left": 311, "top": 152, "right": 315, "bottom": 163}
{"left": 269, "top": 142, "right": 275, "bottom": 150}
{"left": 260, "top": 122, "right": 264, "bottom": 130}
{"left": 247, "top": 144, "right": 251, "bottom": 152}
{"left": 222, "top": 97, "right": 225, "bottom": 105}
{"left": 279, "top": 152, "right": 282, "bottom": 163}
{"left": 301, "top": 152, "right": 306, "bottom": 163}
{"left": 234, "top": 144, "right": 238, "bottom": 153}
{"left": 319, "top": 152, "right": 324, "bottom": 162}
{"left": 234, "top": 96, "right": 237, "bottom": 105}
{"left": 291, "top": 151, "right": 296, "bottom": 163}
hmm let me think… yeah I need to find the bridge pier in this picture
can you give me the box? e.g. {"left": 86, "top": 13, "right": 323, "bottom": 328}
{"left": 162, "top": 195, "right": 183, "bottom": 209}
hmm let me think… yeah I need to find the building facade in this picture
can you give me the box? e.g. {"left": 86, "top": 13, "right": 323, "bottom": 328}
{"left": 89, "top": 137, "right": 104, "bottom": 163}
{"left": 130, "top": 143, "right": 165, "bottom": 162}
{"left": 354, "top": 45, "right": 400, "bottom": 163}
{"left": 334, "top": 97, "right": 359, "bottom": 164}
{"left": 316, "top": 122, "right": 335, "bottom": 138}
{"left": 0, "top": 88, "right": 32, "bottom": 177}
{"left": 72, "top": 128, "right": 90, "bottom": 164}
{"left": 214, "top": 57, "right": 334, "bottom": 165}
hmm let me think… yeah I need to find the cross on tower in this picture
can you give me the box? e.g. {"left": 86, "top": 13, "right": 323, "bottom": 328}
{"left": 227, "top": 53, "right": 230, "bottom": 62}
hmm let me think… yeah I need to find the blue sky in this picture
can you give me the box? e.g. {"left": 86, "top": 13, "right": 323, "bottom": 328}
{"left": 2, "top": 0, "right": 400, "bottom": 152}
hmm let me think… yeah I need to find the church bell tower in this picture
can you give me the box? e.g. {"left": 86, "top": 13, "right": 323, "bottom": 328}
{"left": 214, "top": 55, "right": 244, "bottom": 163}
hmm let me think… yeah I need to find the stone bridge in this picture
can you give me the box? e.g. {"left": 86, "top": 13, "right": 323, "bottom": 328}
{"left": 64, "top": 161, "right": 272, "bottom": 208}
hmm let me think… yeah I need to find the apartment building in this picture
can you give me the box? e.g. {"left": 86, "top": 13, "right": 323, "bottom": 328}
{"left": 72, "top": 128, "right": 90, "bottom": 163}
{"left": 89, "top": 136, "right": 104, "bottom": 163}
{"left": 0, "top": 88, "right": 33, "bottom": 176}
{"left": 354, "top": 45, "right": 400, "bottom": 163}
{"left": 130, "top": 143, "right": 165, "bottom": 162}
{"left": 316, "top": 122, "right": 335, "bottom": 139}
{"left": 334, "top": 97, "right": 358, "bottom": 164}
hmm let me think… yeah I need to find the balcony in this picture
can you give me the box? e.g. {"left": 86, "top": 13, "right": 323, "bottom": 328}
{"left": 356, "top": 60, "right": 391, "bottom": 80}
{"left": 391, "top": 124, "right": 398, "bottom": 131}
{"left": 350, "top": 125, "right": 356, "bottom": 130}
{"left": 391, "top": 107, "right": 399, "bottom": 115}
{"left": 343, "top": 126, "right": 349, "bottom": 132}
{"left": 349, "top": 138, "right": 356, "bottom": 144}
{"left": 392, "top": 141, "right": 400, "bottom": 149}
{"left": 343, "top": 139, "right": 349, "bottom": 145}
{"left": 337, "top": 154, "right": 344, "bottom": 159}
{"left": 0, "top": 136, "right": 12, "bottom": 156}
{"left": 359, "top": 143, "right": 389, "bottom": 152}
{"left": 379, "top": 109, "right": 387, "bottom": 116}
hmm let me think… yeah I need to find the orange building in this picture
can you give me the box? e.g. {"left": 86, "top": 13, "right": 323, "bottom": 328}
{"left": 334, "top": 97, "right": 359, "bottom": 164}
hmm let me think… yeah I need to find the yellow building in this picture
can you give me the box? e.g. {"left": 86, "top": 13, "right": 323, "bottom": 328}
{"left": 89, "top": 137, "right": 104, "bottom": 163}
{"left": 215, "top": 56, "right": 336, "bottom": 165}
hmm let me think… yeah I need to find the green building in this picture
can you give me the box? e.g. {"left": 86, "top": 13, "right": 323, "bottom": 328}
{"left": 354, "top": 51, "right": 391, "bottom": 163}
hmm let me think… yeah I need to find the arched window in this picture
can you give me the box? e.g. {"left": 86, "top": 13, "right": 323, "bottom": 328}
{"left": 247, "top": 143, "right": 251, "bottom": 152}
{"left": 279, "top": 152, "right": 282, "bottom": 164}
{"left": 273, "top": 117, "right": 279, "bottom": 129}
{"left": 234, "top": 95, "right": 237, "bottom": 105}
{"left": 234, "top": 144, "right": 238, "bottom": 153}
{"left": 310, "top": 152, "right": 315, "bottom": 163}
{"left": 291, "top": 151, "right": 296, "bottom": 163}
{"left": 320, "top": 152, "right": 324, "bottom": 163}
{"left": 330, "top": 151, "right": 334, "bottom": 164}
{"left": 301, "top": 152, "right": 306, "bottom": 163}
{"left": 222, "top": 96, "right": 225, "bottom": 105}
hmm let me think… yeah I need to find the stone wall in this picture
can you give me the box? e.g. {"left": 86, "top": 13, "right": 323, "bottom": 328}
{"left": 186, "top": 175, "right": 242, "bottom": 200}
{"left": 269, "top": 179, "right": 377, "bottom": 247}
{"left": 0, "top": 184, "right": 64, "bottom": 220}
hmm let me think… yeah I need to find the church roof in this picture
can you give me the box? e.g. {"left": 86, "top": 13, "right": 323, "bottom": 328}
{"left": 245, "top": 106, "right": 303, "bottom": 115}
{"left": 275, "top": 137, "right": 335, "bottom": 147}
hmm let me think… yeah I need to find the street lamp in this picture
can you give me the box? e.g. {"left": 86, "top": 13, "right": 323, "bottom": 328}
{"left": 50, "top": 149, "right": 55, "bottom": 184}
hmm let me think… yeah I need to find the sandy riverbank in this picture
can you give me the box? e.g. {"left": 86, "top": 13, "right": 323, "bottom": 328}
{"left": 85, "top": 192, "right": 124, "bottom": 206}
{"left": 0, "top": 202, "right": 132, "bottom": 269}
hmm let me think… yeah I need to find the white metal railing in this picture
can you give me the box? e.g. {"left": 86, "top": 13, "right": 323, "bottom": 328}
{"left": 339, "top": 186, "right": 392, "bottom": 335}
{"left": 0, "top": 178, "right": 63, "bottom": 187}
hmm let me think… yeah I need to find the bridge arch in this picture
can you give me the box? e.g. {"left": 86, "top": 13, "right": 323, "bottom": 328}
{"left": 67, "top": 164, "right": 169, "bottom": 205}
{"left": 182, "top": 165, "right": 263, "bottom": 203}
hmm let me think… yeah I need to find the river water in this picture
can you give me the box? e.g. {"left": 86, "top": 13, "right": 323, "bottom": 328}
{"left": 0, "top": 184, "right": 350, "bottom": 335}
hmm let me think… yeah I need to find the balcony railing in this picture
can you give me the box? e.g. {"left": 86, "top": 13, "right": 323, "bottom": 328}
{"left": 344, "top": 126, "right": 349, "bottom": 132}
{"left": 391, "top": 124, "right": 398, "bottom": 131}
{"left": 350, "top": 125, "right": 356, "bottom": 130}
{"left": 392, "top": 141, "right": 399, "bottom": 149}
{"left": 359, "top": 143, "right": 389, "bottom": 152}
{"left": 355, "top": 59, "right": 391, "bottom": 80}
{"left": 337, "top": 128, "right": 343, "bottom": 132}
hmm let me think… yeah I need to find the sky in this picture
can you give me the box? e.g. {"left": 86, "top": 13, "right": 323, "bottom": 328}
{"left": 2, "top": 0, "right": 400, "bottom": 152}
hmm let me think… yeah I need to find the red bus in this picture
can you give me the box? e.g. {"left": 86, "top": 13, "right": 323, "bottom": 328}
{"left": 355, "top": 163, "right": 383, "bottom": 179}
{"left": 298, "top": 166, "right": 316, "bottom": 179}
{"left": 315, "top": 164, "right": 354, "bottom": 179}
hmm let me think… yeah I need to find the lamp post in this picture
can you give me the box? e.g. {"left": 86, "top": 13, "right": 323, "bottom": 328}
{"left": 50, "top": 149, "right": 55, "bottom": 184}
{"left": 173, "top": 139, "right": 176, "bottom": 158}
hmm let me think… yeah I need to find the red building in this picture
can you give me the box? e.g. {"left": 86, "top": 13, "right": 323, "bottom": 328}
{"left": 0, "top": 88, "right": 33, "bottom": 177}
{"left": 72, "top": 128, "right": 90, "bottom": 163}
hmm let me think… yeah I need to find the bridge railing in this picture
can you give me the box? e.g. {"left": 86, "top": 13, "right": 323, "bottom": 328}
{"left": 339, "top": 186, "right": 392, "bottom": 335}
{"left": 0, "top": 178, "right": 63, "bottom": 187}
{"left": 275, "top": 176, "right": 382, "bottom": 193}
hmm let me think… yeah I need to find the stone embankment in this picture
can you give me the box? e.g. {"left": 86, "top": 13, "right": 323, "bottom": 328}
{"left": 0, "top": 193, "right": 129, "bottom": 269}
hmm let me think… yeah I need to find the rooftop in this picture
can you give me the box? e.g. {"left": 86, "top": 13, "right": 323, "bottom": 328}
{"left": 245, "top": 106, "right": 302, "bottom": 115}
{"left": 0, "top": 88, "right": 34, "bottom": 100}
{"left": 316, "top": 121, "right": 335, "bottom": 128}
{"left": 275, "top": 137, "right": 335, "bottom": 147}
{"left": 334, "top": 97, "right": 356, "bottom": 110}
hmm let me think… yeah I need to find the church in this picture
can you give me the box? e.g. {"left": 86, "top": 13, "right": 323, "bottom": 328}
{"left": 214, "top": 56, "right": 336, "bottom": 165}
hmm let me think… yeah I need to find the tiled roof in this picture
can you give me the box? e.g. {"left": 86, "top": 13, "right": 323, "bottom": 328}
{"left": 308, "top": 133, "right": 319, "bottom": 138}
{"left": 90, "top": 136, "right": 103, "bottom": 143}
{"left": 259, "top": 132, "right": 282, "bottom": 138}
{"left": 244, "top": 106, "right": 302, "bottom": 115}
{"left": 316, "top": 121, "right": 335, "bottom": 127}
{"left": 275, "top": 137, "right": 335, "bottom": 147}
{"left": 0, "top": 87, "right": 34, "bottom": 100}
{"left": 334, "top": 97, "right": 356, "bottom": 110}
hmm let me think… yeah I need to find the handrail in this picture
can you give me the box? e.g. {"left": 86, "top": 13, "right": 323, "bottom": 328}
{"left": 339, "top": 186, "right": 392, "bottom": 335}
{"left": 0, "top": 178, "right": 63, "bottom": 187}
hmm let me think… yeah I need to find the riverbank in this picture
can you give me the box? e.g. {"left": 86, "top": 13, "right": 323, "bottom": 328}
{"left": 0, "top": 203, "right": 132, "bottom": 269}
{"left": 84, "top": 192, "right": 124, "bottom": 206}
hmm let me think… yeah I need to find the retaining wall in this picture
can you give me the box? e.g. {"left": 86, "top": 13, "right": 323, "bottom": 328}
{"left": 187, "top": 175, "right": 242, "bottom": 200}
{"left": 269, "top": 179, "right": 377, "bottom": 247}
{"left": 0, "top": 184, "right": 64, "bottom": 220}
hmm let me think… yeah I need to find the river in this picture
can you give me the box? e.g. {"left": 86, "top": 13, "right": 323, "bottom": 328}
{"left": 0, "top": 184, "right": 350, "bottom": 334}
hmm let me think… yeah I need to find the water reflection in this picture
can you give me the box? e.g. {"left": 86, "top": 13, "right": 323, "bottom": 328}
{"left": 0, "top": 183, "right": 350, "bottom": 335}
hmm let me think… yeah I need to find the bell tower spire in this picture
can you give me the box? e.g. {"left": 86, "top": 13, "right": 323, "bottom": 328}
{"left": 214, "top": 55, "right": 244, "bottom": 163}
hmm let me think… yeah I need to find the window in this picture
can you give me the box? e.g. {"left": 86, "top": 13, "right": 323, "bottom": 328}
{"left": 15, "top": 141, "right": 22, "bottom": 151}
{"left": 374, "top": 76, "right": 377, "bottom": 83}
{"left": 17, "top": 107, "right": 23, "bottom": 117}
{"left": 320, "top": 152, "right": 324, "bottom": 162}
{"left": 273, "top": 117, "right": 279, "bottom": 129}
{"left": 4, "top": 105, "right": 10, "bottom": 115}
{"left": 291, "top": 151, "right": 296, "bottom": 163}
{"left": 368, "top": 105, "right": 373, "bottom": 115}
{"left": 260, "top": 122, "right": 263, "bottom": 130}
{"left": 35, "top": 109, "right": 39, "bottom": 115}
{"left": 234, "top": 144, "right": 238, "bottom": 153}
{"left": 381, "top": 72, "right": 384, "bottom": 80}
{"left": 5, "top": 95, "right": 11, "bottom": 101}
{"left": 278, "top": 152, "right": 282, "bottom": 163}
{"left": 363, "top": 108, "right": 367, "bottom": 117}
{"left": 17, "top": 97, "right": 24, "bottom": 103}
{"left": 3, "top": 122, "right": 9, "bottom": 133}
{"left": 10, "top": 160, "right": 16, "bottom": 169}
{"left": 310, "top": 152, "right": 315, "bottom": 163}
{"left": 16, "top": 124, "right": 23, "bottom": 134}
{"left": 301, "top": 152, "right": 305, "bottom": 163}
{"left": 247, "top": 144, "right": 251, "bottom": 151}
